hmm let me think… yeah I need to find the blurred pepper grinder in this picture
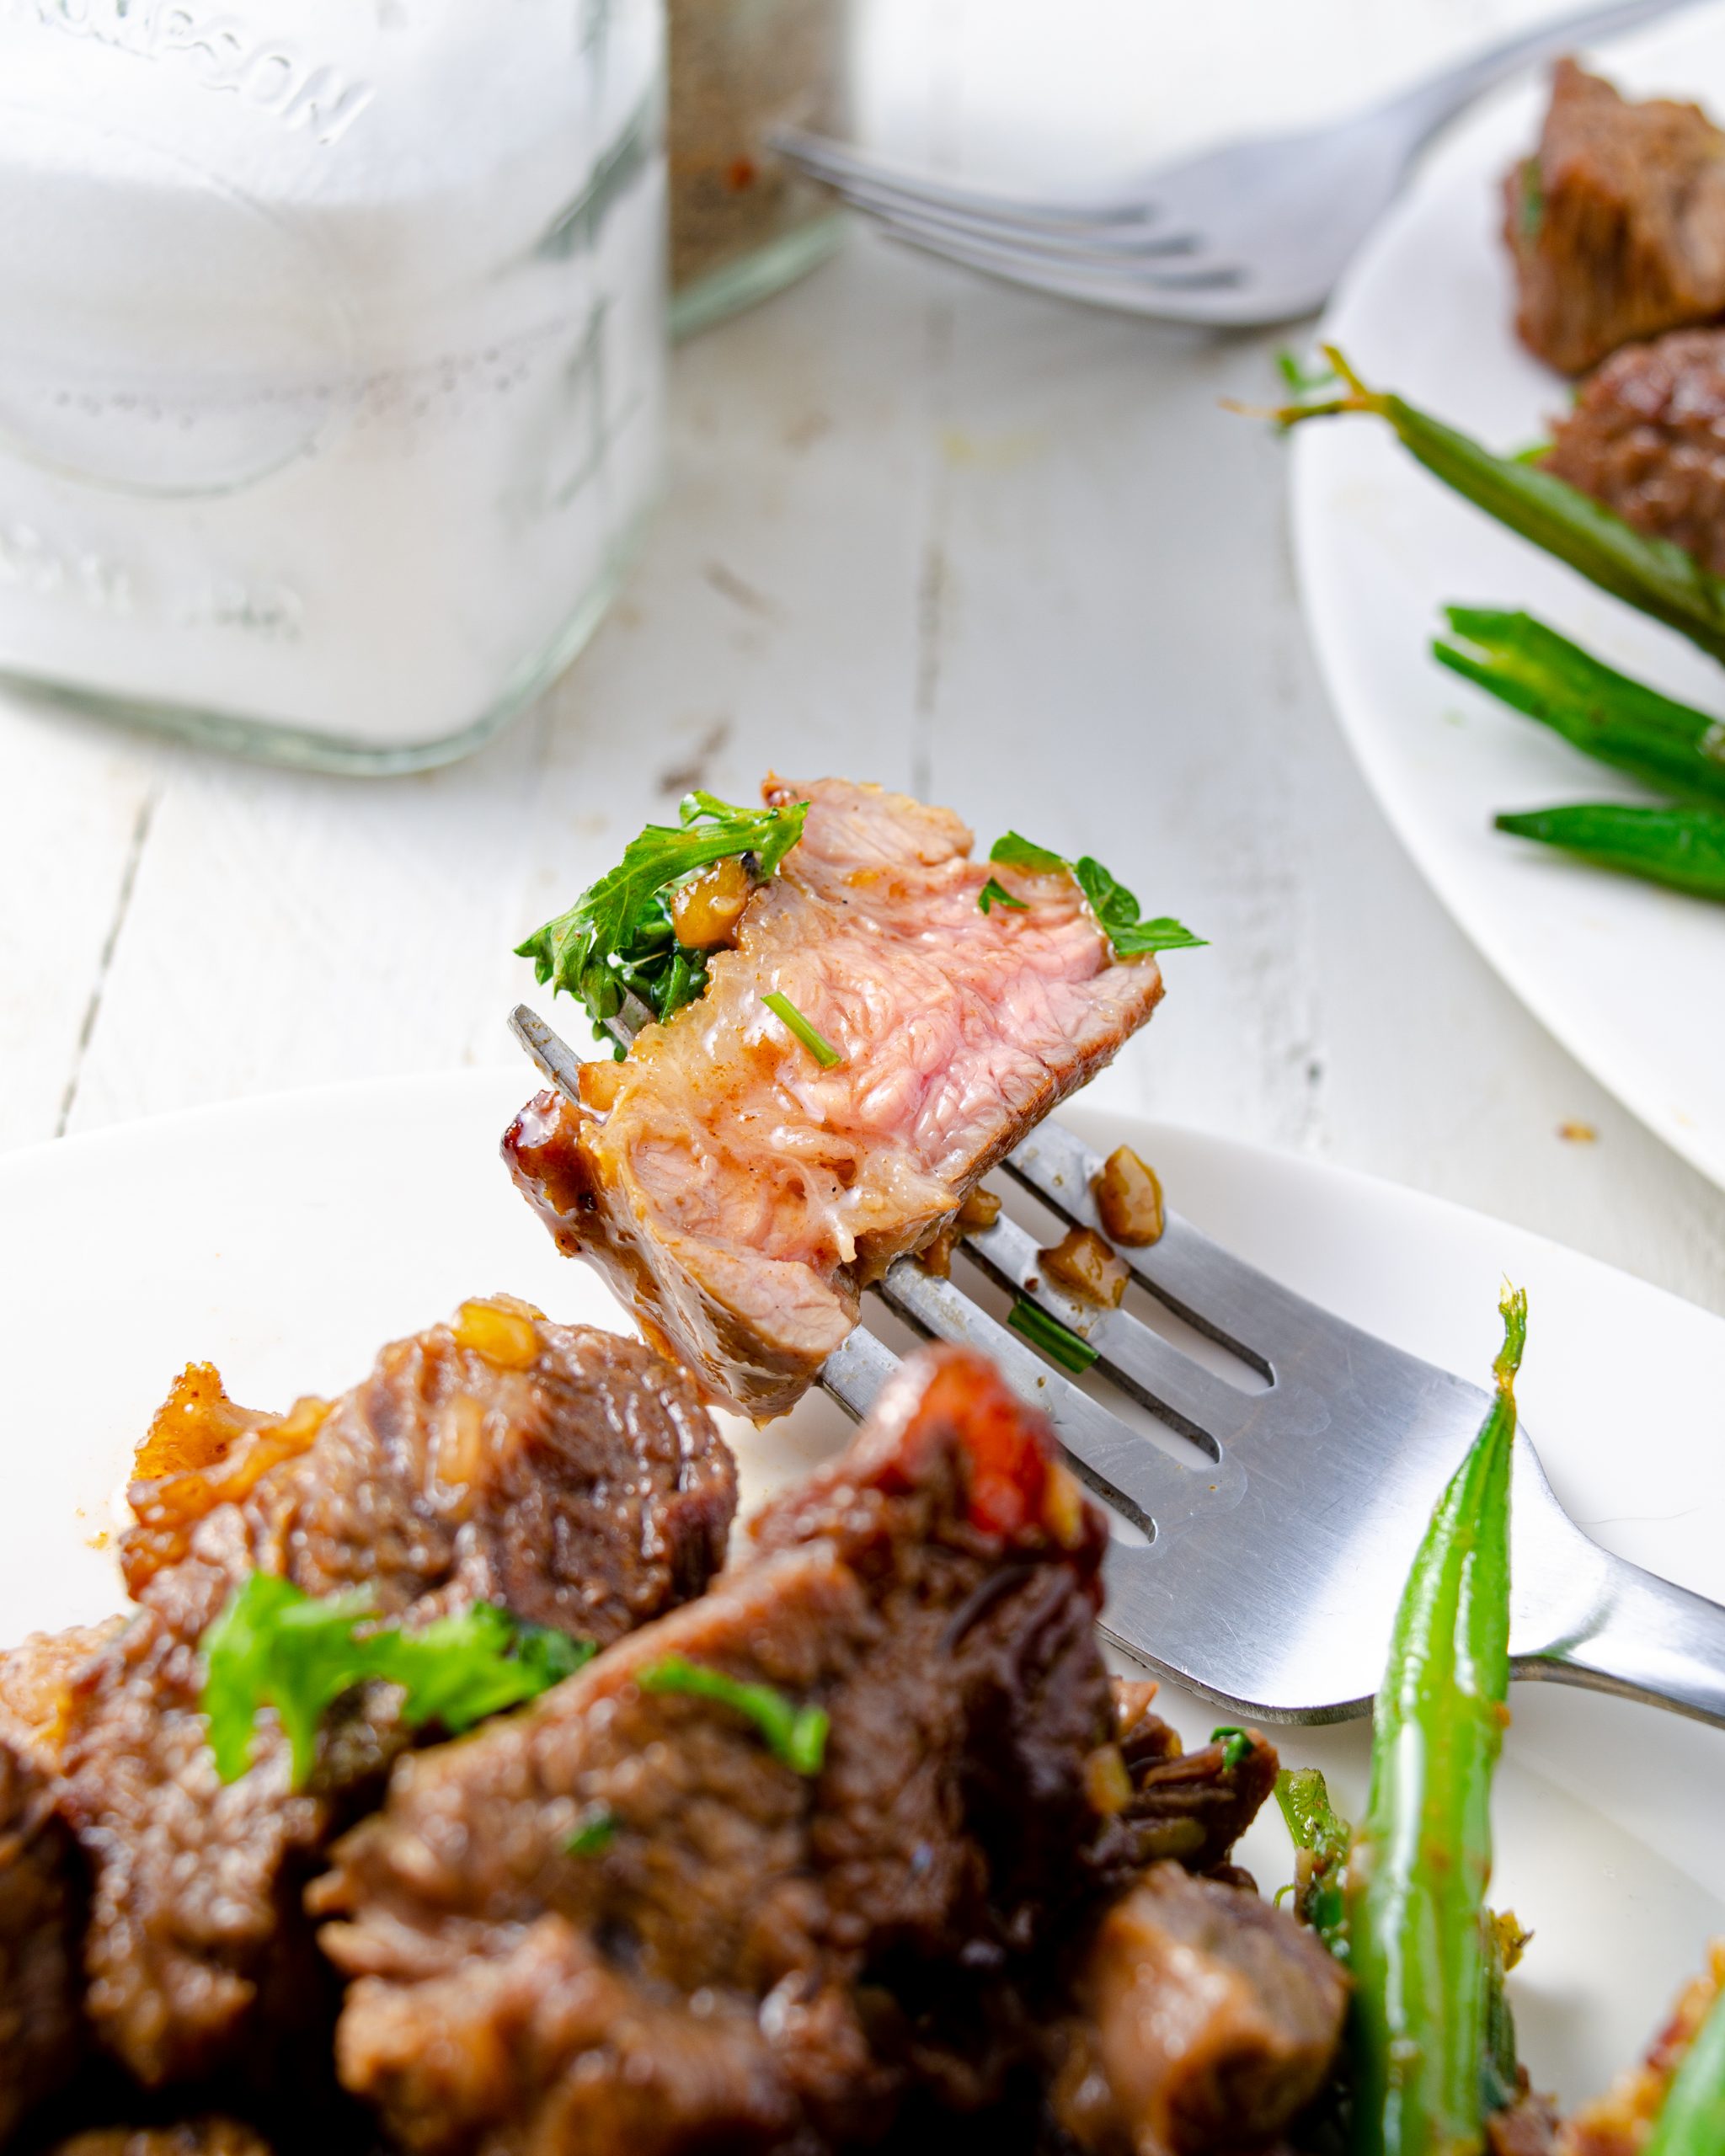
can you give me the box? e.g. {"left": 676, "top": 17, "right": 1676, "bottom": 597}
{"left": 668, "top": 0, "right": 852, "bottom": 336}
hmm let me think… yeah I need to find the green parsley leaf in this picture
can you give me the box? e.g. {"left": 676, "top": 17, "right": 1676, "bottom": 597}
{"left": 636, "top": 1654, "right": 830, "bottom": 1774}
{"left": 1007, "top": 1297, "right": 1098, "bottom": 1374}
{"left": 977, "top": 876, "right": 1028, "bottom": 915}
{"left": 566, "top": 1803, "right": 618, "bottom": 1857}
{"left": 989, "top": 830, "right": 1068, "bottom": 876}
{"left": 200, "top": 1574, "right": 595, "bottom": 1789}
{"left": 1211, "top": 1726, "right": 1252, "bottom": 1771}
{"left": 986, "top": 833, "right": 1206, "bottom": 958}
{"left": 761, "top": 990, "right": 843, "bottom": 1069}
{"left": 515, "top": 792, "right": 809, "bottom": 1052}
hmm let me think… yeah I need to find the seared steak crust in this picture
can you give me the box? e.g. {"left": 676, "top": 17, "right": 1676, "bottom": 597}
{"left": 505, "top": 776, "right": 1165, "bottom": 1417}
{"left": 1507, "top": 60, "right": 1725, "bottom": 376}
{"left": 1544, "top": 326, "right": 1725, "bottom": 572}
{"left": 0, "top": 1738, "right": 83, "bottom": 2144}
{"left": 0, "top": 1307, "right": 734, "bottom": 2095}
{"left": 316, "top": 1346, "right": 1116, "bottom": 2156}
{"left": 49, "top": 2124, "right": 274, "bottom": 2156}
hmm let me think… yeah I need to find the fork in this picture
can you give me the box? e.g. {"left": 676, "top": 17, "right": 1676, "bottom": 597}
{"left": 511, "top": 1004, "right": 1725, "bottom": 1729}
{"left": 773, "top": 0, "right": 1706, "bottom": 326}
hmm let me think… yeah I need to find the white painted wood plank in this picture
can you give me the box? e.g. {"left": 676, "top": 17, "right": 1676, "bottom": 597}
{"left": 2, "top": 0, "right": 1721, "bottom": 1327}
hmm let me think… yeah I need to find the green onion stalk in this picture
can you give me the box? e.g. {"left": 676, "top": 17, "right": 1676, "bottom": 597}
{"left": 1347, "top": 1286, "right": 1525, "bottom": 2156}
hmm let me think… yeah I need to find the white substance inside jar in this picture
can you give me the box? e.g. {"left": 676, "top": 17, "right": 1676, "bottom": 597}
{"left": 0, "top": 0, "right": 666, "bottom": 764}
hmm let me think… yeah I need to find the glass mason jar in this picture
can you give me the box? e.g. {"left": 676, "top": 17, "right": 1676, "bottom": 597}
{"left": 668, "top": 0, "right": 848, "bottom": 338}
{"left": 0, "top": 1, "right": 667, "bottom": 771}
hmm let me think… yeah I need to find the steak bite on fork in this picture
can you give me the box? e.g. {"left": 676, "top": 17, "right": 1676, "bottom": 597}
{"left": 0, "top": 1303, "right": 734, "bottom": 2103}
{"left": 314, "top": 1345, "right": 1118, "bottom": 2156}
{"left": 505, "top": 776, "right": 1167, "bottom": 1418}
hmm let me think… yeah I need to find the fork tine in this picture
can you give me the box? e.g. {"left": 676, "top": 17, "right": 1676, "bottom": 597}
{"left": 817, "top": 1324, "right": 900, "bottom": 1422}
{"left": 871, "top": 211, "right": 1249, "bottom": 317}
{"left": 1007, "top": 1122, "right": 1324, "bottom": 1366}
{"left": 958, "top": 1209, "right": 1260, "bottom": 1450}
{"left": 875, "top": 1254, "right": 1226, "bottom": 1540}
{"left": 772, "top": 125, "right": 1156, "bottom": 234}
{"left": 806, "top": 169, "right": 1199, "bottom": 261}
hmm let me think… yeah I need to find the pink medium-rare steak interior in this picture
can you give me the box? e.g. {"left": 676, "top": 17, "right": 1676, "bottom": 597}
{"left": 505, "top": 776, "right": 1165, "bottom": 1417}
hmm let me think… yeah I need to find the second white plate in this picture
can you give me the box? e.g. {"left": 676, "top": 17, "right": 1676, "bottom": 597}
{"left": 1292, "top": 6, "right": 1725, "bottom": 1189}
{"left": 2, "top": 1069, "right": 1724, "bottom": 2102}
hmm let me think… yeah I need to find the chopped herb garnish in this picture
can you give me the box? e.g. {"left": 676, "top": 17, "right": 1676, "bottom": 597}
{"left": 1211, "top": 1726, "right": 1252, "bottom": 1771}
{"left": 566, "top": 1803, "right": 619, "bottom": 1857}
{"left": 516, "top": 792, "right": 809, "bottom": 1053}
{"left": 636, "top": 1654, "right": 830, "bottom": 1774}
{"left": 988, "top": 832, "right": 1205, "bottom": 958}
{"left": 200, "top": 1573, "right": 594, "bottom": 1788}
{"left": 762, "top": 990, "right": 844, "bottom": 1069}
{"left": 978, "top": 875, "right": 1029, "bottom": 915}
{"left": 1007, "top": 1297, "right": 1099, "bottom": 1374}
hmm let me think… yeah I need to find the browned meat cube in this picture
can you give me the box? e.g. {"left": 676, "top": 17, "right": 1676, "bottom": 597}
{"left": 50, "top": 2127, "right": 273, "bottom": 2156}
{"left": 505, "top": 776, "right": 1167, "bottom": 1419}
{"left": 1087, "top": 1680, "right": 1279, "bottom": 1889}
{"left": 0, "top": 1304, "right": 734, "bottom": 2096}
{"left": 0, "top": 1737, "right": 83, "bottom": 2144}
{"left": 1048, "top": 1862, "right": 1348, "bottom": 2156}
{"left": 315, "top": 1344, "right": 1116, "bottom": 2156}
{"left": 1506, "top": 60, "right": 1725, "bottom": 376}
{"left": 1544, "top": 326, "right": 1725, "bottom": 573}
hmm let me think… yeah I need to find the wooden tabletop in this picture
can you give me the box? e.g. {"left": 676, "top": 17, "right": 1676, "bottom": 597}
{"left": 6, "top": 0, "right": 1723, "bottom": 1316}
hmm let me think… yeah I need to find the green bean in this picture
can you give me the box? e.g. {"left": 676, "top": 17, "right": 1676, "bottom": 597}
{"left": 1646, "top": 1984, "right": 1725, "bottom": 2156}
{"left": 1275, "top": 1765, "right": 1351, "bottom": 1959}
{"left": 1495, "top": 803, "right": 1725, "bottom": 899}
{"left": 1436, "top": 609, "right": 1725, "bottom": 808}
{"left": 1278, "top": 351, "right": 1725, "bottom": 670}
{"left": 1346, "top": 1286, "right": 1524, "bottom": 2156}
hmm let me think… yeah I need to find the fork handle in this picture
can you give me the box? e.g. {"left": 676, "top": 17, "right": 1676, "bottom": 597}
{"left": 1518, "top": 1545, "right": 1725, "bottom": 1727}
{"left": 1382, "top": 0, "right": 1706, "bottom": 145}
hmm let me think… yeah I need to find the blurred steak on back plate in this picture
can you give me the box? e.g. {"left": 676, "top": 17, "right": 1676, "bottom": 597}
{"left": 1544, "top": 326, "right": 1725, "bottom": 572}
{"left": 505, "top": 776, "right": 1167, "bottom": 1418}
{"left": 1506, "top": 60, "right": 1725, "bottom": 376}
{"left": 0, "top": 1303, "right": 734, "bottom": 2102}
{"left": 314, "top": 1344, "right": 1117, "bottom": 2156}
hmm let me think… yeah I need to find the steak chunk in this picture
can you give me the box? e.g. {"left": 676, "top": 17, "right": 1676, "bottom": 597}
{"left": 1543, "top": 327, "right": 1725, "bottom": 573}
{"left": 0, "top": 1738, "right": 83, "bottom": 2144}
{"left": 315, "top": 1344, "right": 1116, "bottom": 2156}
{"left": 1506, "top": 60, "right": 1725, "bottom": 376}
{"left": 50, "top": 2126, "right": 272, "bottom": 2156}
{"left": 505, "top": 776, "right": 1165, "bottom": 1417}
{"left": 1088, "top": 1681, "right": 1279, "bottom": 1890}
{"left": 1049, "top": 1863, "right": 1348, "bottom": 2156}
{"left": 0, "top": 1304, "right": 734, "bottom": 2095}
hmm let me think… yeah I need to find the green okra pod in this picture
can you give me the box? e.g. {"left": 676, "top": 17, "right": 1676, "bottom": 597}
{"left": 1347, "top": 1286, "right": 1524, "bottom": 2156}
{"left": 1436, "top": 609, "right": 1725, "bottom": 808}
{"left": 1495, "top": 803, "right": 1725, "bottom": 899}
{"left": 1278, "top": 352, "right": 1725, "bottom": 670}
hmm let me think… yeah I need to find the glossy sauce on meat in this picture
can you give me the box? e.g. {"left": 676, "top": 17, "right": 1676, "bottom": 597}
{"left": 505, "top": 776, "right": 1166, "bottom": 1417}
{"left": 0, "top": 1305, "right": 735, "bottom": 2103}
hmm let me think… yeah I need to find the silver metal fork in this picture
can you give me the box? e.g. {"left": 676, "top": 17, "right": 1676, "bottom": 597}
{"left": 775, "top": 0, "right": 1706, "bottom": 326}
{"left": 511, "top": 1004, "right": 1725, "bottom": 1729}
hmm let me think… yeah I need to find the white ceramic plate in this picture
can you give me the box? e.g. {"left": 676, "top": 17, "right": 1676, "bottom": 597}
{"left": 1292, "top": 6, "right": 1725, "bottom": 1189}
{"left": 3, "top": 1068, "right": 1725, "bottom": 2106}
